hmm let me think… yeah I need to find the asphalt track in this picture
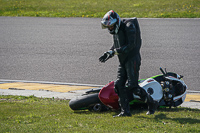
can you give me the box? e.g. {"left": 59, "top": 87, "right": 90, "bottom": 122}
{"left": 0, "top": 17, "right": 199, "bottom": 91}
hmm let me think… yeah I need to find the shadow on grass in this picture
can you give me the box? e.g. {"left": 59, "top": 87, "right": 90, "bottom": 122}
{"left": 72, "top": 105, "right": 200, "bottom": 124}
{"left": 153, "top": 113, "right": 200, "bottom": 124}
{"left": 73, "top": 109, "right": 115, "bottom": 115}
{"left": 72, "top": 103, "right": 148, "bottom": 116}
{"left": 136, "top": 107, "right": 200, "bottom": 124}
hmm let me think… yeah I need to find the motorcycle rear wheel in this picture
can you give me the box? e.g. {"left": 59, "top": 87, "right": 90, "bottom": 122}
{"left": 69, "top": 93, "right": 105, "bottom": 111}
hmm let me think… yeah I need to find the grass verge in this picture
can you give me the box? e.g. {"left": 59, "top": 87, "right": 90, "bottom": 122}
{"left": 0, "top": 95, "right": 200, "bottom": 133}
{"left": 0, "top": 0, "right": 199, "bottom": 18}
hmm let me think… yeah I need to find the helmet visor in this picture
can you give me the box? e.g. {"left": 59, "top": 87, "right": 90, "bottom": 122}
{"left": 101, "top": 19, "right": 117, "bottom": 29}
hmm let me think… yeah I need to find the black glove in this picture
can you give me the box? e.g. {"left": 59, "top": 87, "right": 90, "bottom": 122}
{"left": 99, "top": 50, "right": 115, "bottom": 63}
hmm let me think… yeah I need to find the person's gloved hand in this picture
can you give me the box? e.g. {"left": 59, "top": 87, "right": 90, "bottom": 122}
{"left": 99, "top": 53, "right": 108, "bottom": 63}
{"left": 99, "top": 50, "right": 115, "bottom": 63}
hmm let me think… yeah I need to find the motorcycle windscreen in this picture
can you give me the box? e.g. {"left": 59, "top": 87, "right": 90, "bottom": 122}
{"left": 98, "top": 81, "right": 119, "bottom": 109}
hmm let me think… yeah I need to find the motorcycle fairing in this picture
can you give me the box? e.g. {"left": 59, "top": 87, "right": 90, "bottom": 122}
{"left": 173, "top": 91, "right": 187, "bottom": 102}
{"left": 151, "top": 73, "right": 188, "bottom": 107}
{"left": 139, "top": 78, "right": 163, "bottom": 101}
{"left": 165, "top": 76, "right": 187, "bottom": 103}
{"left": 98, "top": 81, "right": 119, "bottom": 109}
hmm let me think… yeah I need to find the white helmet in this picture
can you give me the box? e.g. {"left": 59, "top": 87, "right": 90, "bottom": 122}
{"left": 101, "top": 10, "right": 121, "bottom": 34}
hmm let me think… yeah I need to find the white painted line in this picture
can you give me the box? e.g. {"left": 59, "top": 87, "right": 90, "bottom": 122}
{"left": 187, "top": 90, "right": 200, "bottom": 93}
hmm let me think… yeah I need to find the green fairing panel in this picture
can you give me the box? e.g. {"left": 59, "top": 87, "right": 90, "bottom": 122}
{"left": 138, "top": 74, "right": 163, "bottom": 83}
{"left": 139, "top": 72, "right": 177, "bottom": 83}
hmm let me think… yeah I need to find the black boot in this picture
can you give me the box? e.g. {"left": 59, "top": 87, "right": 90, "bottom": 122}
{"left": 145, "top": 95, "right": 159, "bottom": 115}
{"left": 113, "top": 98, "right": 132, "bottom": 118}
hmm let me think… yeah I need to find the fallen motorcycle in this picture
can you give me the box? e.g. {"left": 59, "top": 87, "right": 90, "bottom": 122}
{"left": 69, "top": 68, "right": 187, "bottom": 111}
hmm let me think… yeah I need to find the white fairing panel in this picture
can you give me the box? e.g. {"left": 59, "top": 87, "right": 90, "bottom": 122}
{"left": 139, "top": 78, "right": 163, "bottom": 101}
{"left": 173, "top": 91, "right": 187, "bottom": 102}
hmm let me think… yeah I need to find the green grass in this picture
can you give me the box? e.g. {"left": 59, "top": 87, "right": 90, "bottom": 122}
{"left": 0, "top": 0, "right": 199, "bottom": 18}
{"left": 0, "top": 95, "right": 200, "bottom": 133}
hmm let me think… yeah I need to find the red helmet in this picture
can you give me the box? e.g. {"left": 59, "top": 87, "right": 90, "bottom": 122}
{"left": 101, "top": 10, "right": 121, "bottom": 34}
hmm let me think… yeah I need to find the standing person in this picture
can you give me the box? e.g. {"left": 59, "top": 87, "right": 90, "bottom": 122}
{"left": 99, "top": 10, "right": 158, "bottom": 117}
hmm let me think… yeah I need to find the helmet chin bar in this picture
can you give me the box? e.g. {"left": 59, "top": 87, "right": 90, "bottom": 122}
{"left": 108, "top": 28, "right": 115, "bottom": 34}
{"left": 108, "top": 24, "right": 120, "bottom": 34}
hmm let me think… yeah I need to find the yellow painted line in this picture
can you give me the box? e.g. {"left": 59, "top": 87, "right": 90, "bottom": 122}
{"left": 185, "top": 94, "right": 200, "bottom": 102}
{"left": 0, "top": 82, "right": 200, "bottom": 101}
{"left": 0, "top": 82, "right": 97, "bottom": 93}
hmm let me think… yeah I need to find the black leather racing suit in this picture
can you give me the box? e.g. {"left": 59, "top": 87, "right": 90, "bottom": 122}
{"left": 111, "top": 18, "right": 150, "bottom": 113}
{"left": 111, "top": 18, "right": 141, "bottom": 94}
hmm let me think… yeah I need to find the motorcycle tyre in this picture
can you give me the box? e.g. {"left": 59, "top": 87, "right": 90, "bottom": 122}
{"left": 69, "top": 93, "right": 106, "bottom": 111}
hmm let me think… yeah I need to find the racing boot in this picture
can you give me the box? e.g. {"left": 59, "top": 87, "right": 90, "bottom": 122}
{"left": 113, "top": 87, "right": 132, "bottom": 118}
{"left": 113, "top": 97, "right": 132, "bottom": 118}
{"left": 145, "top": 95, "right": 159, "bottom": 115}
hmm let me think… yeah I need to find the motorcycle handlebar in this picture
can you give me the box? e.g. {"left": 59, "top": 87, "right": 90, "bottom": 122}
{"left": 160, "top": 67, "right": 184, "bottom": 79}
{"left": 160, "top": 67, "right": 166, "bottom": 75}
